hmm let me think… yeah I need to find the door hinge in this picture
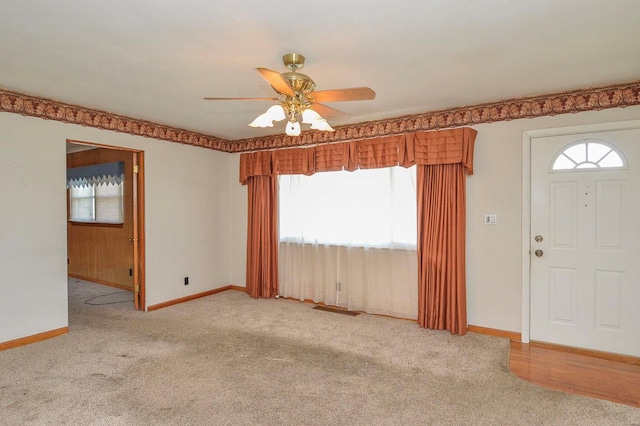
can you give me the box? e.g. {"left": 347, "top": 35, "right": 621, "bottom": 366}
{"left": 336, "top": 282, "right": 341, "bottom": 291}
{"left": 133, "top": 165, "right": 139, "bottom": 174}
{"left": 135, "top": 284, "right": 140, "bottom": 292}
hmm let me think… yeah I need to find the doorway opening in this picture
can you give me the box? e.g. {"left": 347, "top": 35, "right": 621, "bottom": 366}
{"left": 66, "top": 140, "right": 145, "bottom": 310}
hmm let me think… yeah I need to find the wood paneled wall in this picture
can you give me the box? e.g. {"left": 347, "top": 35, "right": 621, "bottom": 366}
{"left": 67, "top": 148, "right": 134, "bottom": 289}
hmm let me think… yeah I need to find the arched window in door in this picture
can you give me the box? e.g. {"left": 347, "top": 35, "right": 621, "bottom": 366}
{"left": 551, "top": 139, "right": 627, "bottom": 171}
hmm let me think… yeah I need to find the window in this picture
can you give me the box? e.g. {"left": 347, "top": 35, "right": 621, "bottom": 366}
{"left": 279, "top": 166, "right": 417, "bottom": 248}
{"left": 69, "top": 182, "right": 124, "bottom": 223}
{"left": 67, "top": 161, "right": 125, "bottom": 224}
{"left": 551, "top": 139, "right": 626, "bottom": 171}
{"left": 278, "top": 165, "right": 418, "bottom": 319}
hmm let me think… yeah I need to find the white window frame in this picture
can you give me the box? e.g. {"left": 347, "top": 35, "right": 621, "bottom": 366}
{"left": 69, "top": 182, "right": 124, "bottom": 224}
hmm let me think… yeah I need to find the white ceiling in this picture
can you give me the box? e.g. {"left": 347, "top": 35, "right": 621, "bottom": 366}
{"left": 2, "top": 1, "right": 639, "bottom": 141}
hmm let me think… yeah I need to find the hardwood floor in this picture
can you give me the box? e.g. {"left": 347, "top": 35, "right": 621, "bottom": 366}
{"left": 509, "top": 341, "right": 640, "bottom": 407}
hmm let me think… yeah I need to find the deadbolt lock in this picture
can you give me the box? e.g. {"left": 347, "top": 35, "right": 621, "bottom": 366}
{"left": 534, "top": 235, "right": 543, "bottom": 243}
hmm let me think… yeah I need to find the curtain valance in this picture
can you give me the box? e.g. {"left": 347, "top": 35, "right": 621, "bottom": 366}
{"left": 66, "top": 161, "right": 124, "bottom": 188}
{"left": 239, "top": 128, "right": 476, "bottom": 184}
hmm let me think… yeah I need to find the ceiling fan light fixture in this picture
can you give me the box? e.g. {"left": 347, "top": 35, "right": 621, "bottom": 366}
{"left": 301, "top": 108, "right": 323, "bottom": 124}
{"left": 248, "top": 113, "right": 273, "bottom": 128}
{"left": 265, "top": 105, "right": 286, "bottom": 121}
{"left": 285, "top": 120, "right": 301, "bottom": 137}
{"left": 309, "top": 119, "right": 334, "bottom": 132}
{"left": 302, "top": 108, "right": 334, "bottom": 131}
{"left": 248, "top": 105, "right": 286, "bottom": 128}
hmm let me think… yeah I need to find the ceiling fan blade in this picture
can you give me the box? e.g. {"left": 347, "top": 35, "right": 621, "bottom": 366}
{"left": 310, "top": 87, "right": 376, "bottom": 103}
{"left": 256, "top": 67, "right": 295, "bottom": 96}
{"left": 310, "top": 103, "right": 351, "bottom": 121}
{"left": 203, "top": 97, "right": 278, "bottom": 101}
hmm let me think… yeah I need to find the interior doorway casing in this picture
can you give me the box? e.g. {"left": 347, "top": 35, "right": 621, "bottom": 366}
{"left": 66, "top": 139, "right": 146, "bottom": 310}
{"left": 521, "top": 119, "right": 640, "bottom": 344}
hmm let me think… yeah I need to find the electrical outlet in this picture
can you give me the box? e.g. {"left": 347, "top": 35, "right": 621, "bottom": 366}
{"left": 184, "top": 276, "right": 189, "bottom": 286}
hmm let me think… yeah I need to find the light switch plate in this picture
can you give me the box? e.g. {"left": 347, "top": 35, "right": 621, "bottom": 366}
{"left": 484, "top": 214, "right": 497, "bottom": 225}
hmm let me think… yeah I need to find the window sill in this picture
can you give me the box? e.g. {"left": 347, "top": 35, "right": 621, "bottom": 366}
{"left": 68, "top": 221, "right": 124, "bottom": 228}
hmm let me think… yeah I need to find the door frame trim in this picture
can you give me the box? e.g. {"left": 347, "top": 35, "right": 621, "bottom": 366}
{"left": 521, "top": 119, "right": 640, "bottom": 344}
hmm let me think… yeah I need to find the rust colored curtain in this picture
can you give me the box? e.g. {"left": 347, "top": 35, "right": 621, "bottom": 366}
{"left": 417, "top": 163, "right": 467, "bottom": 334}
{"left": 239, "top": 128, "right": 476, "bottom": 334}
{"left": 245, "top": 175, "right": 279, "bottom": 298}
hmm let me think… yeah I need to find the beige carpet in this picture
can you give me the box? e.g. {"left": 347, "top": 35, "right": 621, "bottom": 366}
{"left": 1, "top": 279, "right": 638, "bottom": 425}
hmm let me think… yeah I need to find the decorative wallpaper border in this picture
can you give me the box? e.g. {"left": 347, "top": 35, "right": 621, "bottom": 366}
{"left": 2, "top": 80, "right": 640, "bottom": 153}
{"left": 0, "top": 89, "right": 229, "bottom": 151}
{"left": 232, "top": 80, "right": 640, "bottom": 152}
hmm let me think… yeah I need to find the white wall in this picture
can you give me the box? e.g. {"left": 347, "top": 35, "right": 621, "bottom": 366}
{"left": 0, "top": 113, "right": 233, "bottom": 343}
{"left": 229, "top": 105, "right": 640, "bottom": 334}
{"left": 3, "top": 103, "right": 640, "bottom": 344}
{"left": 0, "top": 116, "right": 68, "bottom": 342}
{"left": 142, "top": 136, "right": 233, "bottom": 306}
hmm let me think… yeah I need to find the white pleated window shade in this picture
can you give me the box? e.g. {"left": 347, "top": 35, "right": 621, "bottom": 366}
{"left": 69, "top": 185, "right": 94, "bottom": 221}
{"left": 67, "top": 162, "right": 124, "bottom": 224}
{"left": 69, "top": 182, "right": 124, "bottom": 223}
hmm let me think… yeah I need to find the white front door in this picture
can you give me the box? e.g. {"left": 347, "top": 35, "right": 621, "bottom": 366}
{"left": 530, "top": 129, "right": 640, "bottom": 357}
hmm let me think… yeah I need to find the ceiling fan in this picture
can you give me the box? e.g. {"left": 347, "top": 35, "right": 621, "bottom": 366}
{"left": 203, "top": 53, "right": 375, "bottom": 136}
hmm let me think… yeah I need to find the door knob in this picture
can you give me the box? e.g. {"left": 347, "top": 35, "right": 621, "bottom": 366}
{"left": 534, "top": 249, "right": 543, "bottom": 257}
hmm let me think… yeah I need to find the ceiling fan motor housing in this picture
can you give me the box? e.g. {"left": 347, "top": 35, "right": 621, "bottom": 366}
{"left": 282, "top": 72, "right": 315, "bottom": 93}
{"left": 281, "top": 53, "right": 316, "bottom": 94}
